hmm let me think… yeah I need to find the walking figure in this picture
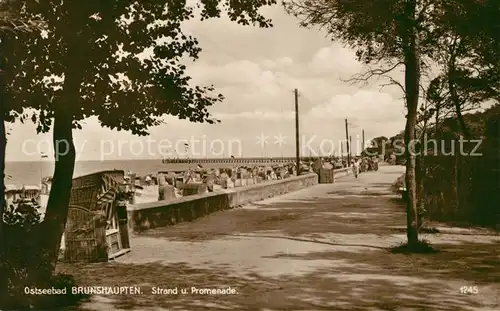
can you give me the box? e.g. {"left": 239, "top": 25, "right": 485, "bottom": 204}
{"left": 352, "top": 160, "right": 360, "bottom": 179}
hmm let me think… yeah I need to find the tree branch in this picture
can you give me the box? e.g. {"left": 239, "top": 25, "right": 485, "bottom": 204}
{"left": 379, "top": 76, "right": 406, "bottom": 97}
{"left": 343, "top": 61, "right": 404, "bottom": 86}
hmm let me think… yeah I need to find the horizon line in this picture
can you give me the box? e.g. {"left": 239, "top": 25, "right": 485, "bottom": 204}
{"left": 5, "top": 155, "right": 353, "bottom": 163}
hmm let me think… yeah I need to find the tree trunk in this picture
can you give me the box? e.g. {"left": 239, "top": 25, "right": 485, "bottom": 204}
{"left": 0, "top": 45, "right": 6, "bottom": 301}
{"left": 450, "top": 146, "right": 459, "bottom": 218}
{"left": 452, "top": 94, "right": 468, "bottom": 137}
{"left": 402, "top": 0, "right": 420, "bottom": 246}
{"left": 435, "top": 104, "right": 440, "bottom": 134}
{"left": 448, "top": 56, "right": 469, "bottom": 138}
{"left": 415, "top": 130, "right": 425, "bottom": 230}
{"left": 0, "top": 44, "right": 6, "bottom": 242}
{"left": 0, "top": 75, "right": 5, "bottom": 242}
{"left": 0, "top": 73, "right": 79, "bottom": 310}
{"left": 40, "top": 108, "right": 76, "bottom": 275}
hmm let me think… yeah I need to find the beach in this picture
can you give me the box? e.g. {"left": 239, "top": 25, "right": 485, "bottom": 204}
{"left": 5, "top": 159, "right": 239, "bottom": 186}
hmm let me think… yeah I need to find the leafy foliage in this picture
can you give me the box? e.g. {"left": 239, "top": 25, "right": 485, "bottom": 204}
{"left": 420, "top": 0, "right": 500, "bottom": 136}
{"left": 285, "top": 0, "right": 499, "bottom": 105}
{"left": 0, "top": 198, "right": 52, "bottom": 309}
{"left": 283, "top": 0, "right": 409, "bottom": 65}
{"left": 370, "top": 136, "right": 388, "bottom": 147}
{"left": 1, "top": 2, "right": 277, "bottom": 309}
{"left": 2, "top": 198, "right": 42, "bottom": 228}
{"left": 438, "top": 0, "right": 500, "bottom": 98}
{"left": 0, "top": 1, "right": 46, "bottom": 224}
{"left": 0, "top": 1, "right": 44, "bottom": 35}
{"left": 385, "top": 104, "right": 500, "bottom": 228}
{"left": 3, "top": 0, "right": 276, "bottom": 134}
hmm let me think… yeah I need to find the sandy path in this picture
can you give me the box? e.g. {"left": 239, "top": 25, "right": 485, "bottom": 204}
{"left": 58, "top": 165, "right": 500, "bottom": 311}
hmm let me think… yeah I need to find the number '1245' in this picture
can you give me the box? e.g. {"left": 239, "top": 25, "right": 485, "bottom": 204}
{"left": 460, "top": 286, "right": 478, "bottom": 294}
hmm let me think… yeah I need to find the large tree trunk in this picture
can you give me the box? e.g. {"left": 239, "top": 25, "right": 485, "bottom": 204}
{"left": 415, "top": 130, "right": 425, "bottom": 230}
{"left": 39, "top": 64, "right": 81, "bottom": 277}
{"left": 0, "top": 75, "right": 78, "bottom": 311}
{"left": 402, "top": 0, "right": 420, "bottom": 246}
{"left": 448, "top": 49, "right": 469, "bottom": 138}
{"left": 41, "top": 108, "right": 76, "bottom": 274}
{"left": 0, "top": 51, "right": 6, "bottom": 307}
{"left": 450, "top": 145, "right": 459, "bottom": 218}
{"left": 449, "top": 80, "right": 469, "bottom": 138}
{"left": 0, "top": 44, "right": 7, "bottom": 241}
{"left": 0, "top": 64, "right": 5, "bottom": 241}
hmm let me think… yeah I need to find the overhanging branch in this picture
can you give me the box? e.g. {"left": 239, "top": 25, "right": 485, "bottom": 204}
{"left": 343, "top": 61, "right": 404, "bottom": 86}
{"left": 379, "top": 76, "right": 405, "bottom": 97}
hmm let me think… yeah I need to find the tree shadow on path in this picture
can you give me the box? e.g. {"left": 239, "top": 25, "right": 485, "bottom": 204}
{"left": 57, "top": 239, "right": 500, "bottom": 311}
{"left": 56, "top": 167, "right": 498, "bottom": 310}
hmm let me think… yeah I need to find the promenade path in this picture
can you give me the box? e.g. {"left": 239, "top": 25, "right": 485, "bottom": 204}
{"left": 60, "top": 165, "right": 499, "bottom": 311}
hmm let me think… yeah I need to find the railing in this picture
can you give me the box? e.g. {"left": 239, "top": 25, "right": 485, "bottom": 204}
{"left": 161, "top": 157, "right": 318, "bottom": 164}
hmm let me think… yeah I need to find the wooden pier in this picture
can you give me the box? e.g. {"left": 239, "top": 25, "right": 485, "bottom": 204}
{"left": 161, "top": 157, "right": 316, "bottom": 165}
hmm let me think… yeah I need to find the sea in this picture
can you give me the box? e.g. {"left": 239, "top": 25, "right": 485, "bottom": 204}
{"left": 5, "top": 159, "right": 232, "bottom": 186}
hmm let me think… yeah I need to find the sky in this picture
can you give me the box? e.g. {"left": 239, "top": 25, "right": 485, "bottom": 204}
{"left": 6, "top": 5, "right": 408, "bottom": 162}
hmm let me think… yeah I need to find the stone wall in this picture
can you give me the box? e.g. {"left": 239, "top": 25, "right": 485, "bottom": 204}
{"left": 127, "top": 169, "right": 349, "bottom": 232}
{"left": 331, "top": 167, "right": 351, "bottom": 178}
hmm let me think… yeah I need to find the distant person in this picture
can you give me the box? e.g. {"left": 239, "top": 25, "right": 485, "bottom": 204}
{"left": 145, "top": 175, "right": 152, "bottom": 186}
{"left": 204, "top": 175, "right": 215, "bottom": 192}
{"left": 313, "top": 158, "right": 322, "bottom": 173}
{"left": 158, "top": 179, "right": 176, "bottom": 201}
{"left": 373, "top": 156, "right": 379, "bottom": 171}
{"left": 252, "top": 166, "right": 258, "bottom": 180}
{"left": 359, "top": 158, "right": 366, "bottom": 173}
{"left": 220, "top": 170, "right": 228, "bottom": 189}
{"left": 352, "top": 160, "right": 360, "bottom": 179}
{"left": 389, "top": 153, "right": 396, "bottom": 165}
{"left": 322, "top": 161, "right": 333, "bottom": 170}
{"left": 157, "top": 173, "right": 166, "bottom": 186}
{"left": 226, "top": 174, "right": 235, "bottom": 188}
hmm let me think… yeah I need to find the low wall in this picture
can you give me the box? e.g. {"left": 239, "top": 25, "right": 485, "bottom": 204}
{"left": 332, "top": 167, "right": 352, "bottom": 178}
{"left": 127, "top": 169, "right": 351, "bottom": 232}
{"left": 127, "top": 173, "right": 316, "bottom": 232}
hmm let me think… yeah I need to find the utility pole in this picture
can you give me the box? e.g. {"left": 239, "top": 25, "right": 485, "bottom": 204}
{"left": 340, "top": 142, "right": 344, "bottom": 163}
{"left": 349, "top": 135, "right": 352, "bottom": 158}
{"left": 295, "top": 88, "right": 300, "bottom": 175}
{"left": 345, "top": 119, "right": 350, "bottom": 165}
{"left": 362, "top": 129, "right": 365, "bottom": 155}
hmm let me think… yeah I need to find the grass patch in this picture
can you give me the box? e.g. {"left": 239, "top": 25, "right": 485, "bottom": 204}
{"left": 389, "top": 226, "right": 440, "bottom": 234}
{"left": 361, "top": 191, "right": 388, "bottom": 196}
{"left": 390, "top": 239, "right": 440, "bottom": 254}
{"left": 390, "top": 174, "right": 405, "bottom": 193}
{"left": 419, "top": 227, "right": 440, "bottom": 234}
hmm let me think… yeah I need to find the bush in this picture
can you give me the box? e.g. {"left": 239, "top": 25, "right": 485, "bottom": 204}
{"left": 390, "top": 174, "right": 405, "bottom": 192}
{"left": 2, "top": 198, "right": 42, "bottom": 228}
{"left": 33, "top": 273, "right": 89, "bottom": 309}
{"left": 0, "top": 199, "right": 88, "bottom": 309}
{"left": 390, "top": 239, "right": 439, "bottom": 254}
